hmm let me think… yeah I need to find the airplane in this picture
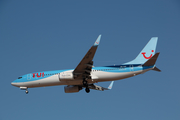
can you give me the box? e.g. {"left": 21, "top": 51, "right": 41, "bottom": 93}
{"left": 11, "top": 35, "right": 161, "bottom": 94}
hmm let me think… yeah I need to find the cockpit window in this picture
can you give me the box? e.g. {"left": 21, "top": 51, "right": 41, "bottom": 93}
{"left": 18, "top": 77, "right": 22, "bottom": 79}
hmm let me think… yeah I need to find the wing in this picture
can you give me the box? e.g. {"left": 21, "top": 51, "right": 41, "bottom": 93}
{"left": 73, "top": 35, "right": 101, "bottom": 79}
{"left": 87, "top": 81, "right": 114, "bottom": 91}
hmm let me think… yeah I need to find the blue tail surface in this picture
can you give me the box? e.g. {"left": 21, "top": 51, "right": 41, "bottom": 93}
{"left": 124, "top": 37, "right": 158, "bottom": 65}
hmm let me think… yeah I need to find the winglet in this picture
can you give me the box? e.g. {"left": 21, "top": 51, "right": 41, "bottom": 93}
{"left": 108, "top": 81, "right": 114, "bottom": 90}
{"left": 93, "top": 35, "right": 101, "bottom": 46}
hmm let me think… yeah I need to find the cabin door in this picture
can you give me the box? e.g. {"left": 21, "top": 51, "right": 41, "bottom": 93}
{"left": 130, "top": 65, "right": 134, "bottom": 72}
{"left": 27, "top": 74, "right": 31, "bottom": 80}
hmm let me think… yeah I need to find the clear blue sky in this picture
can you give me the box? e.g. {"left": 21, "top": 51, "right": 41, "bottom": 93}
{"left": 0, "top": 0, "right": 180, "bottom": 120}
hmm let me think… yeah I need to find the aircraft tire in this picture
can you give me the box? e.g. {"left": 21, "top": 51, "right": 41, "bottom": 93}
{"left": 25, "top": 90, "right": 29, "bottom": 94}
{"left": 85, "top": 88, "right": 90, "bottom": 93}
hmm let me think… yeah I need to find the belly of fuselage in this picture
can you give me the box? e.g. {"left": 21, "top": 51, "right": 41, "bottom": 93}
{"left": 91, "top": 70, "right": 144, "bottom": 82}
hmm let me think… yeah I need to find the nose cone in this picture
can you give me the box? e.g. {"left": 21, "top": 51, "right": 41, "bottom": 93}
{"left": 11, "top": 80, "right": 19, "bottom": 87}
{"left": 11, "top": 82, "right": 16, "bottom": 86}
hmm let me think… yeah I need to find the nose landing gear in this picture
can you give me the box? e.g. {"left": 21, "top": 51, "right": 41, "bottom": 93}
{"left": 20, "top": 87, "right": 29, "bottom": 94}
{"left": 25, "top": 90, "right": 29, "bottom": 94}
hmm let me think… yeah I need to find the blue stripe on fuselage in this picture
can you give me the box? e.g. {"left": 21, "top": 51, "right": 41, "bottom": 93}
{"left": 92, "top": 64, "right": 143, "bottom": 73}
{"left": 104, "top": 64, "right": 142, "bottom": 68}
{"left": 92, "top": 64, "right": 154, "bottom": 73}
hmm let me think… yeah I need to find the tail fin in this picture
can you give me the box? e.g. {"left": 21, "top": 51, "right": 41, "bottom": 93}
{"left": 124, "top": 37, "right": 158, "bottom": 65}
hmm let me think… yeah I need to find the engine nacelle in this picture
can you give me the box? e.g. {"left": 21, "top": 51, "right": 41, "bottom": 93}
{"left": 64, "top": 85, "right": 82, "bottom": 93}
{"left": 59, "top": 71, "right": 74, "bottom": 80}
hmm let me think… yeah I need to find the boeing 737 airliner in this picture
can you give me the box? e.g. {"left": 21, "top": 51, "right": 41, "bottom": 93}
{"left": 11, "top": 35, "right": 161, "bottom": 94}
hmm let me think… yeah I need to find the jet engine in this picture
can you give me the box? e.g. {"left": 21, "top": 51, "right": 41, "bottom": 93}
{"left": 64, "top": 85, "right": 82, "bottom": 93}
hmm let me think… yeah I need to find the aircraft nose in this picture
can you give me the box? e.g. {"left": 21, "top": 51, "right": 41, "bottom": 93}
{"left": 11, "top": 81, "right": 19, "bottom": 87}
{"left": 11, "top": 82, "right": 15, "bottom": 86}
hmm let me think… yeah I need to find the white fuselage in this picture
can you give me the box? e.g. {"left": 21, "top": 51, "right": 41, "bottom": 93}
{"left": 11, "top": 65, "right": 153, "bottom": 88}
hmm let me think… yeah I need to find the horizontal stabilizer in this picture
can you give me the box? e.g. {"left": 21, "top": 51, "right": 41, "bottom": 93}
{"left": 153, "top": 66, "right": 161, "bottom": 72}
{"left": 143, "top": 52, "right": 160, "bottom": 66}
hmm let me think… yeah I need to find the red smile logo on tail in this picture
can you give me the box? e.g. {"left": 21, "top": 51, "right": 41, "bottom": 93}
{"left": 141, "top": 50, "right": 154, "bottom": 59}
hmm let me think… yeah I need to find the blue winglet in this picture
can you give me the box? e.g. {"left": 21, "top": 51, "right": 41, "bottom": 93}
{"left": 93, "top": 35, "right": 101, "bottom": 46}
{"left": 108, "top": 81, "right": 114, "bottom": 90}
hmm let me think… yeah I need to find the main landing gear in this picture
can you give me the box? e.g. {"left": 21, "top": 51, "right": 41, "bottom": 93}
{"left": 85, "top": 88, "right": 90, "bottom": 93}
{"left": 83, "top": 78, "right": 90, "bottom": 93}
{"left": 25, "top": 90, "right": 29, "bottom": 94}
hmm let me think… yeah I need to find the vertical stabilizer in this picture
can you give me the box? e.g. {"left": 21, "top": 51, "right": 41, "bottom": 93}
{"left": 124, "top": 37, "right": 158, "bottom": 65}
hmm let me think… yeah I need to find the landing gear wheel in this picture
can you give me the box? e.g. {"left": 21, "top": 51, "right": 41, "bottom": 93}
{"left": 85, "top": 88, "right": 90, "bottom": 93}
{"left": 25, "top": 90, "right": 29, "bottom": 94}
